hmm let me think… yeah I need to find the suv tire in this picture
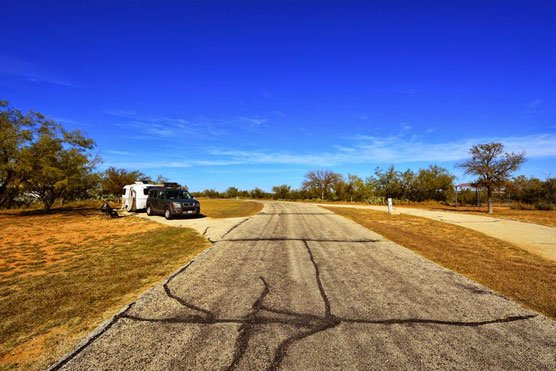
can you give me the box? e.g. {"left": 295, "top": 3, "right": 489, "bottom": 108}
{"left": 146, "top": 205, "right": 153, "bottom": 216}
{"left": 164, "top": 208, "right": 172, "bottom": 220}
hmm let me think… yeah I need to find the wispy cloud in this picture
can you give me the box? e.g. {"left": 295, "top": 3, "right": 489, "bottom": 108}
{"left": 523, "top": 98, "right": 544, "bottom": 114}
{"left": 400, "top": 122, "right": 412, "bottom": 131}
{"left": 106, "top": 150, "right": 133, "bottom": 156}
{"left": 52, "top": 117, "right": 79, "bottom": 125}
{"left": 104, "top": 109, "right": 268, "bottom": 139}
{"left": 203, "top": 167, "right": 305, "bottom": 174}
{"left": 102, "top": 160, "right": 193, "bottom": 169}
{"left": 0, "top": 54, "right": 75, "bottom": 87}
{"left": 528, "top": 99, "right": 542, "bottom": 109}
{"left": 106, "top": 132, "right": 556, "bottom": 170}
{"left": 204, "top": 133, "right": 556, "bottom": 167}
{"left": 102, "top": 109, "right": 137, "bottom": 116}
{"left": 238, "top": 116, "right": 267, "bottom": 126}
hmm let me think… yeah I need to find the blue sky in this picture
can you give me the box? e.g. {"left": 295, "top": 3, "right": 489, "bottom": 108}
{"left": 2, "top": 1, "right": 555, "bottom": 191}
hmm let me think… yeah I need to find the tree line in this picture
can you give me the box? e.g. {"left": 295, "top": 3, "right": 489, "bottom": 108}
{"left": 2, "top": 101, "right": 554, "bottom": 212}
{"left": 195, "top": 165, "right": 457, "bottom": 203}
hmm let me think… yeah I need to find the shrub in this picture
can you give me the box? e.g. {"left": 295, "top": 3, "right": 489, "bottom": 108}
{"left": 534, "top": 201, "right": 554, "bottom": 211}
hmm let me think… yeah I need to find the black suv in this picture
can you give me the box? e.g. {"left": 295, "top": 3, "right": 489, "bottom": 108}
{"left": 146, "top": 188, "right": 200, "bottom": 219}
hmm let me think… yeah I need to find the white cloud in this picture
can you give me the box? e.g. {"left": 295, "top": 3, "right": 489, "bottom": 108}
{"left": 205, "top": 133, "right": 556, "bottom": 167}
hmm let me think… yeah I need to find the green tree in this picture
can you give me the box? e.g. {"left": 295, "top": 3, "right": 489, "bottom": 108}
{"left": 22, "top": 119, "right": 96, "bottom": 210}
{"left": 372, "top": 166, "right": 402, "bottom": 199}
{"left": 0, "top": 101, "right": 35, "bottom": 207}
{"left": 272, "top": 184, "right": 291, "bottom": 199}
{"left": 225, "top": 187, "right": 239, "bottom": 198}
{"left": 345, "top": 174, "right": 366, "bottom": 202}
{"left": 331, "top": 174, "right": 347, "bottom": 201}
{"left": 250, "top": 187, "right": 266, "bottom": 199}
{"left": 457, "top": 142, "right": 526, "bottom": 213}
{"left": 59, "top": 159, "right": 102, "bottom": 204}
{"left": 414, "top": 165, "right": 455, "bottom": 201}
{"left": 101, "top": 167, "right": 145, "bottom": 197}
{"left": 399, "top": 169, "right": 416, "bottom": 200}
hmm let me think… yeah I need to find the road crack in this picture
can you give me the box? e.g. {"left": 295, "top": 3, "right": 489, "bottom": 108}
{"left": 51, "top": 234, "right": 539, "bottom": 370}
{"left": 221, "top": 217, "right": 251, "bottom": 239}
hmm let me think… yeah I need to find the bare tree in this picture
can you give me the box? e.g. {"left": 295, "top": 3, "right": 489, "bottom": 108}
{"left": 457, "top": 142, "right": 525, "bottom": 213}
{"left": 156, "top": 174, "right": 169, "bottom": 184}
{"left": 302, "top": 169, "right": 341, "bottom": 201}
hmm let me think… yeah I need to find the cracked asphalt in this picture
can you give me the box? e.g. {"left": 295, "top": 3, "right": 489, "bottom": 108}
{"left": 52, "top": 202, "right": 556, "bottom": 370}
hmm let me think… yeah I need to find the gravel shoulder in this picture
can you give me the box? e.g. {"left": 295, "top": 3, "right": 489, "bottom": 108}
{"left": 318, "top": 203, "right": 556, "bottom": 262}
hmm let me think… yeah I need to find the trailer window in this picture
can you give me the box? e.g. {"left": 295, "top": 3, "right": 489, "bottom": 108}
{"left": 143, "top": 188, "right": 149, "bottom": 196}
{"left": 122, "top": 188, "right": 127, "bottom": 196}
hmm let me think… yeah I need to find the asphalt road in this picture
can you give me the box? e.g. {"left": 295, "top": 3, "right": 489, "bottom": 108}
{"left": 52, "top": 202, "right": 556, "bottom": 370}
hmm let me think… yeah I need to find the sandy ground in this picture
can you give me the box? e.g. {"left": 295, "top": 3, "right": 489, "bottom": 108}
{"left": 51, "top": 202, "right": 555, "bottom": 370}
{"left": 318, "top": 203, "right": 556, "bottom": 262}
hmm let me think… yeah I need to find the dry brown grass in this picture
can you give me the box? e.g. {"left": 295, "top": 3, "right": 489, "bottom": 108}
{"left": 397, "top": 204, "right": 556, "bottom": 228}
{"left": 0, "top": 207, "right": 210, "bottom": 370}
{"left": 198, "top": 198, "right": 263, "bottom": 218}
{"left": 306, "top": 200, "right": 556, "bottom": 228}
{"left": 324, "top": 207, "right": 556, "bottom": 320}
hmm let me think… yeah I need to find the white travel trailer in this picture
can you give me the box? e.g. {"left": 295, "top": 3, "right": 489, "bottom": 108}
{"left": 122, "top": 182, "right": 157, "bottom": 212}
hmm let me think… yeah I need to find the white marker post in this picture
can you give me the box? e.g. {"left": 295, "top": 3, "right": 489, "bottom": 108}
{"left": 387, "top": 198, "right": 393, "bottom": 214}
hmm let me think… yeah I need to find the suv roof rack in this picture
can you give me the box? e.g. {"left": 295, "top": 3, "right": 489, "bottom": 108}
{"left": 161, "top": 182, "right": 180, "bottom": 188}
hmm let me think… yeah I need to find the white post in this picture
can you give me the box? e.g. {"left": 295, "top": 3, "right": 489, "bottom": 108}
{"left": 387, "top": 198, "right": 393, "bottom": 214}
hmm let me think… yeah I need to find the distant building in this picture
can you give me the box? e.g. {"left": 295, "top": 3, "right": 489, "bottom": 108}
{"left": 454, "top": 183, "right": 506, "bottom": 193}
{"left": 454, "top": 183, "right": 476, "bottom": 191}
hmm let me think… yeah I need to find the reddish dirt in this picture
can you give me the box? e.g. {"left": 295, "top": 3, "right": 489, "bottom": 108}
{"left": 0, "top": 210, "right": 164, "bottom": 275}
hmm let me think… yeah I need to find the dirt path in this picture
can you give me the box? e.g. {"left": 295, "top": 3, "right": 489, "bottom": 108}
{"left": 319, "top": 203, "right": 556, "bottom": 262}
{"left": 51, "top": 202, "right": 555, "bottom": 370}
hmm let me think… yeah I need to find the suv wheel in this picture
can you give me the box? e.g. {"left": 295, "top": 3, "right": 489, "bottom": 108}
{"left": 164, "top": 208, "right": 172, "bottom": 220}
{"left": 146, "top": 206, "right": 153, "bottom": 216}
